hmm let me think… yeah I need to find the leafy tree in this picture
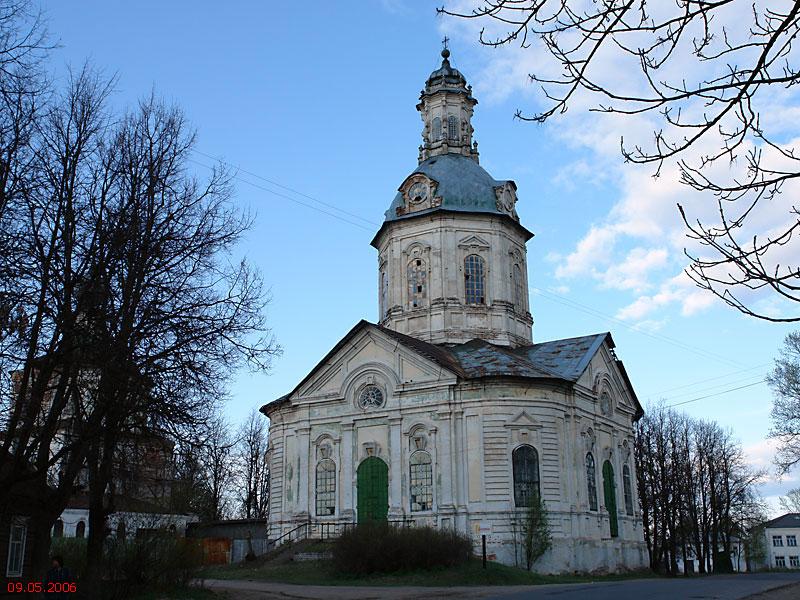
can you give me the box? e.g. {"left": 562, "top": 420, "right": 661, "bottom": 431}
{"left": 520, "top": 495, "right": 552, "bottom": 571}
{"left": 768, "top": 331, "right": 800, "bottom": 474}
{"left": 744, "top": 524, "right": 767, "bottom": 572}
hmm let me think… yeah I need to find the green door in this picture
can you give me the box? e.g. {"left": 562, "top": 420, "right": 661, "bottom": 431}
{"left": 602, "top": 460, "right": 619, "bottom": 537}
{"left": 357, "top": 457, "right": 388, "bottom": 523}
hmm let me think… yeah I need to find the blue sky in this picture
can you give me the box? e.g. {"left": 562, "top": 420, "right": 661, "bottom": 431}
{"left": 42, "top": 1, "right": 796, "bottom": 510}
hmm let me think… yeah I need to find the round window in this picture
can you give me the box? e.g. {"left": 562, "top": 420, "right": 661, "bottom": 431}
{"left": 358, "top": 385, "right": 385, "bottom": 410}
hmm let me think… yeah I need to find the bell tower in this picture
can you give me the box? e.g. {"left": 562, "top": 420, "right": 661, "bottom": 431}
{"left": 371, "top": 49, "right": 534, "bottom": 347}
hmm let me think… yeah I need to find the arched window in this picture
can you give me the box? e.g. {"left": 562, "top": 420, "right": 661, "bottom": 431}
{"left": 623, "top": 464, "right": 634, "bottom": 516}
{"left": 407, "top": 259, "right": 427, "bottom": 308}
{"left": 409, "top": 451, "right": 433, "bottom": 511}
{"left": 52, "top": 519, "right": 64, "bottom": 538}
{"left": 513, "top": 264, "right": 524, "bottom": 310}
{"left": 432, "top": 117, "right": 441, "bottom": 142}
{"left": 448, "top": 115, "right": 458, "bottom": 140}
{"left": 116, "top": 520, "right": 126, "bottom": 541}
{"left": 316, "top": 459, "right": 336, "bottom": 516}
{"left": 512, "top": 445, "right": 540, "bottom": 507}
{"left": 464, "top": 255, "right": 485, "bottom": 305}
{"left": 75, "top": 520, "right": 85, "bottom": 539}
{"left": 586, "top": 453, "right": 598, "bottom": 511}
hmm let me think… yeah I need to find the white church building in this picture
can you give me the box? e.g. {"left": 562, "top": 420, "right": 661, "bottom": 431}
{"left": 261, "top": 49, "right": 648, "bottom": 573}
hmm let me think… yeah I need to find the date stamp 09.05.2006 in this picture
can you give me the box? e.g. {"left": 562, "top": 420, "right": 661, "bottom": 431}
{"left": 6, "top": 581, "right": 77, "bottom": 594}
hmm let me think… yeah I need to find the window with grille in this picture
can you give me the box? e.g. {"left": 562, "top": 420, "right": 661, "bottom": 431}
{"left": 448, "top": 115, "right": 458, "bottom": 140}
{"left": 409, "top": 451, "right": 433, "bottom": 511}
{"left": 788, "top": 535, "right": 797, "bottom": 547}
{"left": 358, "top": 385, "right": 384, "bottom": 410}
{"left": 513, "top": 445, "right": 540, "bottom": 507}
{"left": 513, "top": 264, "right": 524, "bottom": 310}
{"left": 586, "top": 453, "right": 598, "bottom": 511}
{"left": 5, "top": 520, "right": 26, "bottom": 577}
{"left": 432, "top": 117, "right": 441, "bottom": 142}
{"left": 623, "top": 464, "right": 634, "bottom": 515}
{"left": 464, "top": 255, "right": 485, "bottom": 305}
{"left": 790, "top": 556, "right": 800, "bottom": 567}
{"left": 774, "top": 535, "right": 784, "bottom": 546}
{"left": 316, "top": 459, "right": 336, "bottom": 516}
{"left": 776, "top": 556, "right": 786, "bottom": 568}
{"left": 408, "top": 259, "right": 427, "bottom": 308}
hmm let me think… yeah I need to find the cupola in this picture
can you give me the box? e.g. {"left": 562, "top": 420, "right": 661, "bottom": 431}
{"left": 417, "top": 48, "right": 480, "bottom": 164}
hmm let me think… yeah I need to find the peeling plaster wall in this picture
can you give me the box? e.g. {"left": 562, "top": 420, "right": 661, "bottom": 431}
{"left": 374, "top": 212, "right": 533, "bottom": 347}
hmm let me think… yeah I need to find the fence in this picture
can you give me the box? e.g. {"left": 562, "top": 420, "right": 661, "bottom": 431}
{"left": 265, "top": 517, "right": 418, "bottom": 554}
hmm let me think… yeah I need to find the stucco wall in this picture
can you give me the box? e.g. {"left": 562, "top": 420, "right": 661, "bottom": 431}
{"left": 264, "top": 327, "right": 647, "bottom": 573}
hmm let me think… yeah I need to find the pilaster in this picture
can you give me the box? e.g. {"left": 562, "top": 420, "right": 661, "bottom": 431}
{"left": 341, "top": 422, "right": 355, "bottom": 522}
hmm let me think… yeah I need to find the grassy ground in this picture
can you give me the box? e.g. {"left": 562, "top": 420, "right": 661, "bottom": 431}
{"left": 197, "top": 558, "right": 657, "bottom": 587}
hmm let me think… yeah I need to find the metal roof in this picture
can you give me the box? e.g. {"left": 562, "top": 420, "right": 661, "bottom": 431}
{"left": 384, "top": 154, "right": 506, "bottom": 222}
{"left": 260, "top": 322, "right": 642, "bottom": 419}
{"left": 764, "top": 513, "right": 800, "bottom": 529}
{"left": 515, "top": 333, "right": 609, "bottom": 383}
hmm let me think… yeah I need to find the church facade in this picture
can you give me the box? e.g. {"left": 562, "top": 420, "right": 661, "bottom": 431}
{"left": 261, "top": 49, "right": 648, "bottom": 573}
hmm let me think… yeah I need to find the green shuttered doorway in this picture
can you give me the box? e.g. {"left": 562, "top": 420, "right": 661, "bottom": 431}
{"left": 357, "top": 457, "right": 388, "bottom": 523}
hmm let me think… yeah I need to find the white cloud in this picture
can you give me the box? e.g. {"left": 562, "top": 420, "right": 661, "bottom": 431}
{"left": 440, "top": 2, "right": 800, "bottom": 323}
{"left": 555, "top": 226, "right": 618, "bottom": 279}
{"left": 601, "top": 247, "right": 669, "bottom": 292}
{"left": 615, "top": 272, "right": 717, "bottom": 321}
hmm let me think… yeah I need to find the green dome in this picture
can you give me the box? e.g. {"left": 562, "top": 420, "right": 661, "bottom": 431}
{"left": 385, "top": 154, "right": 504, "bottom": 221}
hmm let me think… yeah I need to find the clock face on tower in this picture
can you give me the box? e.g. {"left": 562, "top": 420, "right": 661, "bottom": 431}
{"left": 395, "top": 174, "right": 440, "bottom": 217}
{"left": 408, "top": 182, "right": 428, "bottom": 204}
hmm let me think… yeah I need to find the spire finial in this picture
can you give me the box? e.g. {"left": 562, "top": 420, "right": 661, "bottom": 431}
{"left": 441, "top": 36, "right": 450, "bottom": 59}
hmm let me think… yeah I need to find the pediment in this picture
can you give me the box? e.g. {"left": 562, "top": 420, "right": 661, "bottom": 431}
{"left": 457, "top": 234, "right": 491, "bottom": 250}
{"left": 293, "top": 322, "right": 459, "bottom": 401}
{"left": 504, "top": 410, "right": 543, "bottom": 430}
{"left": 576, "top": 339, "right": 641, "bottom": 417}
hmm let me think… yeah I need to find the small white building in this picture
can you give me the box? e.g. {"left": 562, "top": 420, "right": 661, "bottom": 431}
{"left": 764, "top": 513, "right": 800, "bottom": 569}
{"left": 261, "top": 48, "right": 648, "bottom": 573}
{"left": 52, "top": 497, "right": 197, "bottom": 541}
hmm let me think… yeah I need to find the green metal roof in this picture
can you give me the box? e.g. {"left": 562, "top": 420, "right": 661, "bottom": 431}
{"left": 385, "top": 154, "right": 506, "bottom": 220}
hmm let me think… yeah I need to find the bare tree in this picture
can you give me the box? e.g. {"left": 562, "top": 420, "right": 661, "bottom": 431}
{"left": 768, "top": 331, "right": 800, "bottom": 473}
{"left": 0, "top": 66, "right": 115, "bottom": 576}
{"left": 0, "top": 4, "right": 280, "bottom": 578}
{"left": 635, "top": 403, "right": 764, "bottom": 574}
{"left": 441, "top": 1, "right": 800, "bottom": 321}
{"left": 202, "top": 415, "right": 237, "bottom": 522}
{"left": 71, "top": 93, "right": 280, "bottom": 577}
{"left": 236, "top": 408, "right": 269, "bottom": 519}
{"left": 779, "top": 487, "right": 800, "bottom": 512}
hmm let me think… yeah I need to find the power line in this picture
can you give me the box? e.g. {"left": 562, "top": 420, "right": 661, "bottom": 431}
{"left": 188, "top": 151, "right": 764, "bottom": 402}
{"left": 187, "top": 158, "right": 375, "bottom": 233}
{"left": 192, "top": 149, "right": 380, "bottom": 227}
{"left": 664, "top": 379, "right": 767, "bottom": 408}
{"left": 647, "top": 363, "right": 772, "bottom": 397}
{"left": 655, "top": 374, "right": 766, "bottom": 402}
{"left": 530, "top": 286, "right": 745, "bottom": 369}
